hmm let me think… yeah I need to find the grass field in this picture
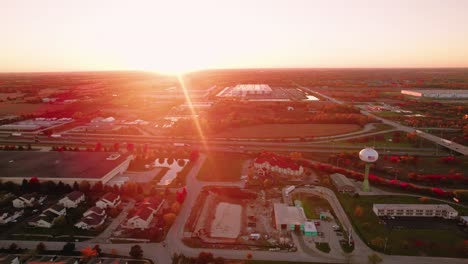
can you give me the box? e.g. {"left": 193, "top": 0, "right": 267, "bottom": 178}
{"left": 292, "top": 193, "right": 333, "bottom": 219}
{"left": 338, "top": 194, "right": 468, "bottom": 257}
{"left": 213, "top": 124, "right": 361, "bottom": 138}
{"left": 0, "top": 103, "right": 69, "bottom": 115}
{"left": 197, "top": 153, "right": 248, "bottom": 181}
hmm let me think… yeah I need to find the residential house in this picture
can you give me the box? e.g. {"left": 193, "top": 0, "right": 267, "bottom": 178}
{"left": 12, "top": 193, "right": 36, "bottom": 208}
{"left": 83, "top": 206, "right": 106, "bottom": 218}
{"left": 75, "top": 214, "right": 107, "bottom": 230}
{"left": 96, "top": 193, "right": 121, "bottom": 209}
{"left": 0, "top": 210, "right": 23, "bottom": 225}
{"left": 125, "top": 198, "right": 166, "bottom": 230}
{"left": 58, "top": 191, "right": 85, "bottom": 208}
{"left": 330, "top": 173, "right": 356, "bottom": 194}
{"left": 28, "top": 204, "right": 67, "bottom": 228}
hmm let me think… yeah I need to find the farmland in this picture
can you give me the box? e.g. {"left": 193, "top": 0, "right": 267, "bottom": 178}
{"left": 213, "top": 124, "right": 361, "bottom": 138}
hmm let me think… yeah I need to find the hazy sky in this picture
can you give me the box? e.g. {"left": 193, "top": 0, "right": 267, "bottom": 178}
{"left": 2, "top": 0, "right": 468, "bottom": 73}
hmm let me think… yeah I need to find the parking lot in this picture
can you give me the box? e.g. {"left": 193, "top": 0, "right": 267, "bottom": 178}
{"left": 382, "top": 216, "right": 468, "bottom": 235}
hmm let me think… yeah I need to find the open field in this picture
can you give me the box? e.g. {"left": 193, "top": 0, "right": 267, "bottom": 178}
{"left": 213, "top": 124, "right": 361, "bottom": 138}
{"left": 338, "top": 194, "right": 468, "bottom": 257}
{"left": 197, "top": 153, "right": 248, "bottom": 181}
{"left": 211, "top": 202, "right": 242, "bottom": 238}
{"left": 0, "top": 103, "right": 69, "bottom": 116}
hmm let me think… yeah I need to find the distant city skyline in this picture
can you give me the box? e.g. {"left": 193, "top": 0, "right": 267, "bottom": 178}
{"left": 2, "top": 0, "right": 468, "bottom": 73}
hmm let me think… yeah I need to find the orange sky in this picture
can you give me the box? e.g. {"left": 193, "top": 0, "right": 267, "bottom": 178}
{"left": 2, "top": 0, "right": 468, "bottom": 73}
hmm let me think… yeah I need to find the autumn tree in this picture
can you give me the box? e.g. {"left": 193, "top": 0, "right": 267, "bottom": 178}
{"left": 81, "top": 246, "right": 98, "bottom": 261}
{"left": 163, "top": 213, "right": 177, "bottom": 227}
{"left": 354, "top": 206, "right": 363, "bottom": 217}
{"left": 171, "top": 202, "right": 181, "bottom": 214}
{"left": 196, "top": 252, "right": 214, "bottom": 264}
{"left": 289, "top": 152, "right": 303, "bottom": 161}
{"left": 371, "top": 237, "right": 385, "bottom": 249}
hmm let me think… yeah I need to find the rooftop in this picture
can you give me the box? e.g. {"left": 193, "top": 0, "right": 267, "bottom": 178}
{"left": 304, "top": 221, "right": 317, "bottom": 232}
{"left": 64, "top": 191, "right": 84, "bottom": 201}
{"left": 373, "top": 204, "right": 457, "bottom": 212}
{"left": 101, "top": 192, "right": 120, "bottom": 202}
{"left": 274, "top": 203, "right": 306, "bottom": 225}
{"left": 401, "top": 89, "right": 468, "bottom": 94}
{"left": 0, "top": 151, "right": 131, "bottom": 179}
{"left": 330, "top": 173, "right": 355, "bottom": 188}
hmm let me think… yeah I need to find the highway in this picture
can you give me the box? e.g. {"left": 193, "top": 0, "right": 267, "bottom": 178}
{"left": 0, "top": 136, "right": 441, "bottom": 156}
{"left": 298, "top": 85, "right": 468, "bottom": 156}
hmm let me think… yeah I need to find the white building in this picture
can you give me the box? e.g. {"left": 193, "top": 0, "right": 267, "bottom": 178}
{"left": 373, "top": 204, "right": 458, "bottom": 219}
{"left": 0, "top": 210, "right": 23, "bottom": 225}
{"left": 12, "top": 194, "right": 36, "bottom": 208}
{"left": 58, "top": 191, "right": 85, "bottom": 208}
{"left": 254, "top": 158, "right": 304, "bottom": 176}
{"left": 126, "top": 207, "right": 155, "bottom": 230}
{"left": 29, "top": 204, "right": 66, "bottom": 228}
{"left": 75, "top": 214, "right": 107, "bottom": 230}
{"left": 216, "top": 84, "right": 273, "bottom": 97}
{"left": 96, "top": 193, "right": 121, "bottom": 209}
{"left": 125, "top": 198, "right": 166, "bottom": 230}
{"left": 401, "top": 89, "right": 468, "bottom": 99}
{"left": 273, "top": 203, "right": 307, "bottom": 231}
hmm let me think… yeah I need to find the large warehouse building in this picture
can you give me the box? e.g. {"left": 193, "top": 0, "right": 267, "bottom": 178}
{"left": 401, "top": 89, "right": 468, "bottom": 99}
{"left": 216, "top": 84, "right": 273, "bottom": 97}
{"left": 0, "top": 151, "right": 133, "bottom": 184}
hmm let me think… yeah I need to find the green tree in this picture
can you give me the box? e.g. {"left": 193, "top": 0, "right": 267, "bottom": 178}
{"left": 79, "top": 180, "right": 91, "bottom": 193}
{"left": 129, "top": 245, "right": 143, "bottom": 258}
{"left": 54, "top": 215, "right": 67, "bottom": 227}
{"left": 368, "top": 253, "right": 383, "bottom": 264}
{"left": 62, "top": 242, "right": 75, "bottom": 255}
{"left": 36, "top": 242, "right": 46, "bottom": 253}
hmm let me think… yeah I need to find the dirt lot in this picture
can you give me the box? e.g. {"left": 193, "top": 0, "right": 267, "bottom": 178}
{"left": 213, "top": 124, "right": 361, "bottom": 138}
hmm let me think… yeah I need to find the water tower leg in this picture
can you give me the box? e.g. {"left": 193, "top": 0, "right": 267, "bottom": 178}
{"left": 363, "top": 163, "right": 371, "bottom": 192}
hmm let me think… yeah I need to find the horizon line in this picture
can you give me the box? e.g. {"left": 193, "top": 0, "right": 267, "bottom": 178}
{"left": 1, "top": 66, "right": 468, "bottom": 75}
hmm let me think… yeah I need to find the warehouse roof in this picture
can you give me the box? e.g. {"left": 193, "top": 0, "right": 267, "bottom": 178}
{"left": 0, "top": 151, "right": 131, "bottom": 179}
{"left": 274, "top": 203, "right": 306, "bottom": 225}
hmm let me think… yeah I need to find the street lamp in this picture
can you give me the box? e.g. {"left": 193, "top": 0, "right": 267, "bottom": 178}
{"left": 359, "top": 147, "right": 379, "bottom": 192}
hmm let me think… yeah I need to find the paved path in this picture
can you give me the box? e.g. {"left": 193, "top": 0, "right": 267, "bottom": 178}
{"left": 90, "top": 200, "right": 135, "bottom": 243}
{"left": 2, "top": 155, "right": 468, "bottom": 263}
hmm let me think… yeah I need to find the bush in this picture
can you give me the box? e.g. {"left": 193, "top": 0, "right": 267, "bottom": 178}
{"left": 315, "top": 242, "right": 331, "bottom": 253}
{"left": 129, "top": 245, "right": 143, "bottom": 258}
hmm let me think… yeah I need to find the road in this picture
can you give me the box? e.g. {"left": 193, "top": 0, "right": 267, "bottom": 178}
{"left": 1, "top": 155, "right": 468, "bottom": 263}
{"left": 0, "top": 136, "right": 442, "bottom": 157}
{"left": 298, "top": 85, "right": 468, "bottom": 156}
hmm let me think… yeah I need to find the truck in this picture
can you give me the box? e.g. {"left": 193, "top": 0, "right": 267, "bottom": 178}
{"left": 284, "top": 185, "right": 295, "bottom": 197}
{"left": 173, "top": 143, "right": 189, "bottom": 147}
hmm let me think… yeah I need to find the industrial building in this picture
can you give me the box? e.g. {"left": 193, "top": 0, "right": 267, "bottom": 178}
{"left": 401, "top": 89, "right": 468, "bottom": 99}
{"left": 0, "top": 151, "right": 133, "bottom": 184}
{"left": 373, "top": 204, "right": 458, "bottom": 219}
{"left": 330, "top": 173, "right": 356, "bottom": 194}
{"left": 216, "top": 84, "right": 273, "bottom": 97}
{"left": 273, "top": 203, "right": 306, "bottom": 231}
{"left": 0, "top": 117, "right": 74, "bottom": 132}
